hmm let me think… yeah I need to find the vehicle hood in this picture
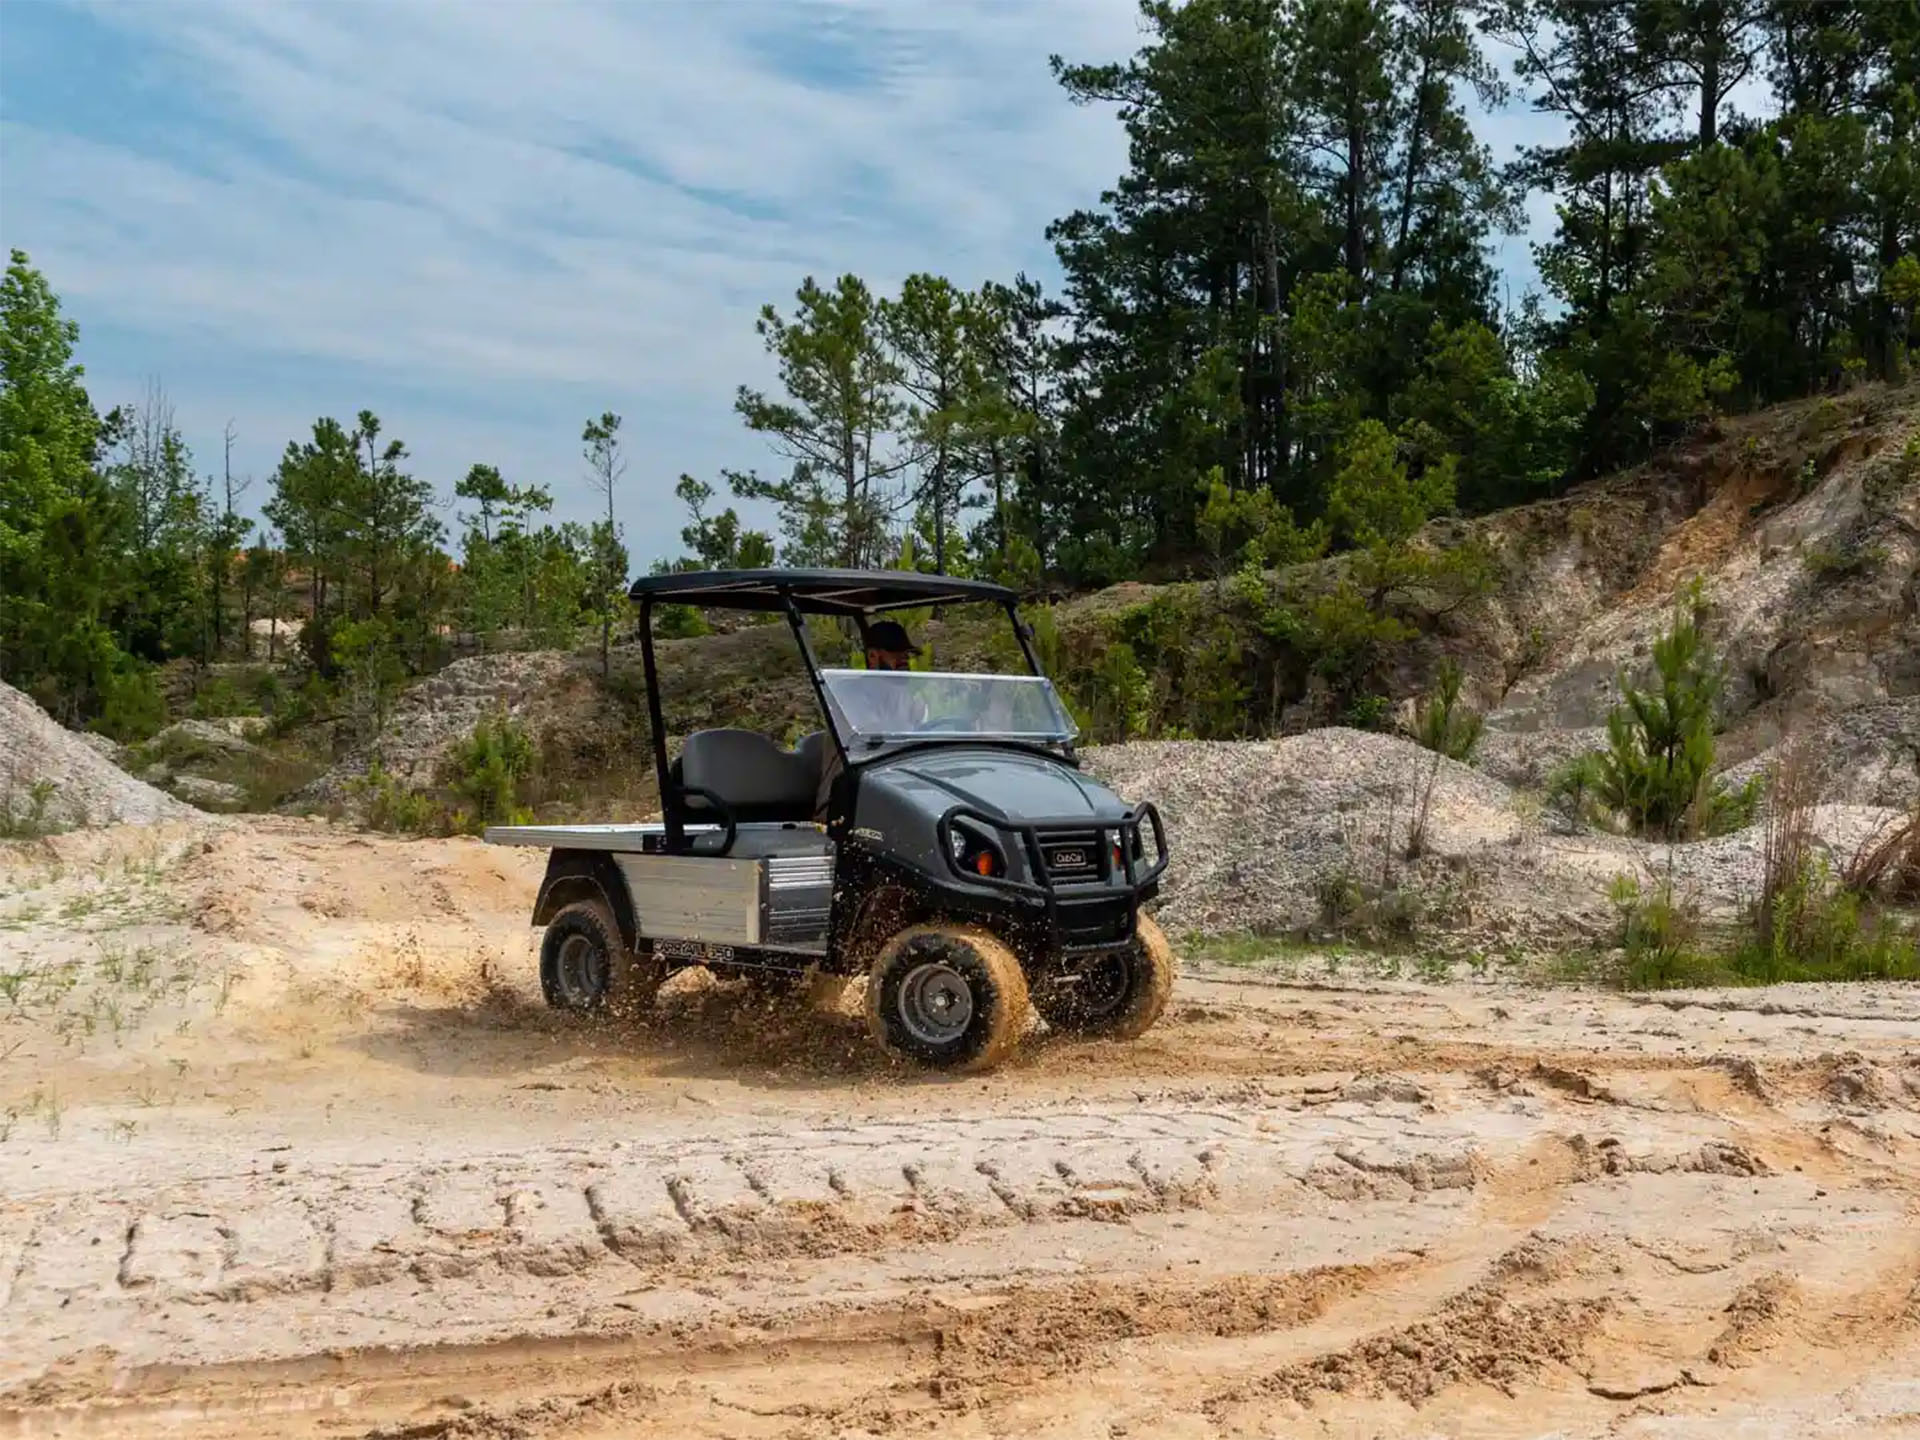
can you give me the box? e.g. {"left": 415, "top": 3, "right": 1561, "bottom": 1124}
{"left": 863, "top": 746, "right": 1133, "bottom": 824}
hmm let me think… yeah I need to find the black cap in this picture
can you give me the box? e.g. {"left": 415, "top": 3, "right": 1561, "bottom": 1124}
{"left": 866, "top": 619, "right": 912, "bottom": 652}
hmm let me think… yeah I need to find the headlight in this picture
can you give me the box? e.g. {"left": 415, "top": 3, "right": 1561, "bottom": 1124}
{"left": 948, "top": 821, "right": 1005, "bottom": 879}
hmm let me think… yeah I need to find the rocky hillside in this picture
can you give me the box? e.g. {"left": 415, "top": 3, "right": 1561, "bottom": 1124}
{"left": 1466, "top": 384, "right": 1918, "bottom": 805}
{"left": 301, "top": 379, "right": 1917, "bottom": 824}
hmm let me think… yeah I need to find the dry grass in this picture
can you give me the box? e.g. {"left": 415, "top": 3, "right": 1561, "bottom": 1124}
{"left": 1757, "top": 738, "right": 1821, "bottom": 943}
{"left": 1845, "top": 805, "right": 1920, "bottom": 902}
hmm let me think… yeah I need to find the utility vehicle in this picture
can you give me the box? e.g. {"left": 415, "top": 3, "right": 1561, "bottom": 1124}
{"left": 485, "top": 569, "right": 1173, "bottom": 1072}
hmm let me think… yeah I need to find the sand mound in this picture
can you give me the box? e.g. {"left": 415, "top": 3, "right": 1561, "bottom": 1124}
{"left": 0, "top": 679, "right": 193, "bottom": 829}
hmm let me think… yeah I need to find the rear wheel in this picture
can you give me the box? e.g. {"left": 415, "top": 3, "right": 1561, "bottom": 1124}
{"left": 866, "top": 925, "right": 1030, "bottom": 1073}
{"left": 1031, "top": 913, "right": 1176, "bottom": 1040}
{"left": 539, "top": 899, "right": 664, "bottom": 1015}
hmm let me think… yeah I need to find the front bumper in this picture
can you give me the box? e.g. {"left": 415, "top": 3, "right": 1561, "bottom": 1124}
{"left": 934, "top": 802, "right": 1169, "bottom": 953}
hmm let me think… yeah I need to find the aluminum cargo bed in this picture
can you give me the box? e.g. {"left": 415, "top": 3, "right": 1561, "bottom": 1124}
{"left": 482, "top": 823, "right": 679, "bottom": 851}
{"left": 482, "top": 822, "right": 826, "bottom": 856}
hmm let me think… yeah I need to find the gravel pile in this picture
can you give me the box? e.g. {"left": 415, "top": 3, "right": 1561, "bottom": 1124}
{"left": 1084, "top": 728, "right": 1912, "bottom": 946}
{"left": 1, "top": 680, "right": 194, "bottom": 830}
{"left": 1085, "top": 729, "right": 1520, "bottom": 935}
{"left": 1474, "top": 725, "right": 1610, "bottom": 791}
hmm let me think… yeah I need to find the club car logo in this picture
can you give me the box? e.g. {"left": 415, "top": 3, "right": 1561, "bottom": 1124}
{"left": 1050, "top": 848, "right": 1087, "bottom": 869}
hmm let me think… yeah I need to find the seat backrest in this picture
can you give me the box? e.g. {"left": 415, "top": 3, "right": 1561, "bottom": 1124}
{"left": 792, "top": 729, "right": 829, "bottom": 773}
{"left": 678, "top": 728, "right": 816, "bottom": 821}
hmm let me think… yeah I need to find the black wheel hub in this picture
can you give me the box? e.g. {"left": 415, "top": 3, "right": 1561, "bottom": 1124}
{"left": 554, "top": 932, "right": 608, "bottom": 1006}
{"left": 1072, "top": 952, "right": 1132, "bottom": 1017}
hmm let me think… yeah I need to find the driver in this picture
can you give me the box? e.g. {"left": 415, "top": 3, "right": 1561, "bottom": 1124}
{"left": 814, "top": 619, "right": 917, "bottom": 817}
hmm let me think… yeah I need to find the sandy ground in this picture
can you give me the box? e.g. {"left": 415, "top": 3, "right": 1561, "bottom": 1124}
{"left": 0, "top": 818, "right": 1916, "bottom": 1439}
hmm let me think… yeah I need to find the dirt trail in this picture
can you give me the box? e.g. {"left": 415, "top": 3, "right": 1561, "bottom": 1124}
{"left": 1, "top": 819, "right": 1917, "bottom": 1438}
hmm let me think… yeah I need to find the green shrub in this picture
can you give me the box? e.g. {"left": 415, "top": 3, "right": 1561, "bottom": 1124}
{"left": 1084, "top": 639, "right": 1150, "bottom": 741}
{"left": 188, "top": 675, "right": 261, "bottom": 719}
{"left": 268, "top": 671, "right": 336, "bottom": 738}
{"left": 1545, "top": 753, "right": 1606, "bottom": 828}
{"left": 1609, "top": 873, "right": 1723, "bottom": 989}
{"left": 94, "top": 666, "right": 167, "bottom": 744}
{"left": 1301, "top": 581, "right": 1416, "bottom": 700}
{"left": 331, "top": 618, "right": 408, "bottom": 740}
{"left": 1341, "top": 693, "right": 1391, "bottom": 730}
{"left": 1413, "top": 659, "right": 1483, "bottom": 761}
{"left": 447, "top": 711, "right": 535, "bottom": 832}
{"left": 1593, "top": 585, "right": 1756, "bottom": 839}
{"left": 1801, "top": 540, "right": 1887, "bottom": 580}
{"left": 1732, "top": 855, "right": 1920, "bottom": 983}
{"left": 0, "top": 779, "right": 62, "bottom": 840}
{"left": 350, "top": 763, "right": 437, "bottom": 835}
{"left": 1315, "top": 869, "right": 1366, "bottom": 934}
{"left": 655, "top": 604, "right": 710, "bottom": 639}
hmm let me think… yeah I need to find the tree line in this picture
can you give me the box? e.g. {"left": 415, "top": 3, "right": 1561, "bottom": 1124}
{"left": 0, "top": 251, "right": 649, "bottom": 735}
{"left": 2, "top": 0, "right": 1915, "bottom": 738}
{"left": 652, "top": 0, "right": 1920, "bottom": 588}
{"left": 730, "top": 0, "right": 1916, "bottom": 586}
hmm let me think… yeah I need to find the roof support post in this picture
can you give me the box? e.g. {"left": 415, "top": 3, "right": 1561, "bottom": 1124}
{"left": 638, "top": 594, "right": 680, "bottom": 852}
{"left": 784, "top": 597, "right": 847, "bottom": 768}
{"left": 1007, "top": 599, "right": 1044, "bottom": 678}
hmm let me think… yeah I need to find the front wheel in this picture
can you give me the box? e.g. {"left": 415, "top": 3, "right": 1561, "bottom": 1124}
{"left": 1031, "top": 913, "right": 1176, "bottom": 1040}
{"left": 866, "top": 925, "right": 1030, "bottom": 1073}
{"left": 539, "top": 899, "right": 664, "bottom": 1015}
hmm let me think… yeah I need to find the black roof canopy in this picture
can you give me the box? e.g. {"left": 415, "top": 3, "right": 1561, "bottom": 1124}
{"left": 629, "top": 568, "right": 1017, "bottom": 617}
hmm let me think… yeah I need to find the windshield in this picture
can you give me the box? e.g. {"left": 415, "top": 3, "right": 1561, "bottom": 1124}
{"left": 820, "top": 669, "right": 1079, "bottom": 749}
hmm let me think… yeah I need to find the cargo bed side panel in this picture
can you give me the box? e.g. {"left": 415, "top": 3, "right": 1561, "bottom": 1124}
{"left": 614, "top": 854, "right": 763, "bottom": 946}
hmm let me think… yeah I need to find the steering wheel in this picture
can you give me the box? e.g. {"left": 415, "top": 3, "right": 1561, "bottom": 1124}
{"left": 921, "top": 715, "right": 975, "bottom": 733}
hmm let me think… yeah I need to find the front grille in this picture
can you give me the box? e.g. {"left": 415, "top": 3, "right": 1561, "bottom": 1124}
{"left": 1038, "top": 830, "right": 1102, "bottom": 883}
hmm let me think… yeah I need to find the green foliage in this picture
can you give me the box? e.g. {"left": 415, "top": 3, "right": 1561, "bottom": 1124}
{"left": 581, "top": 413, "right": 631, "bottom": 681}
{"left": 1299, "top": 581, "right": 1416, "bottom": 696}
{"left": 1397, "top": 321, "right": 1593, "bottom": 509}
{"left": 93, "top": 665, "right": 168, "bottom": 743}
{"left": 0, "top": 779, "right": 62, "bottom": 840}
{"left": 350, "top": 763, "right": 437, "bottom": 836}
{"left": 187, "top": 671, "right": 277, "bottom": 720}
{"left": 1341, "top": 693, "right": 1392, "bottom": 731}
{"left": 1328, "top": 421, "right": 1455, "bottom": 551}
{"left": 446, "top": 710, "right": 536, "bottom": 833}
{"left": 331, "top": 617, "right": 408, "bottom": 742}
{"left": 1412, "top": 660, "right": 1483, "bottom": 761}
{"left": 1734, "top": 854, "right": 1920, "bottom": 984}
{"left": 1610, "top": 859, "right": 1919, "bottom": 991}
{"left": 653, "top": 605, "right": 710, "bottom": 639}
{"left": 1083, "top": 640, "right": 1151, "bottom": 741}
{"left": 660, "top": 473, "right": 774, "bottom": 575}
{"left": 729, "top": 275, "right": 903, "bottom": 569}
{"left": 0, "top": 250, "right": 145, "bottom": 725}
{"left": 1608, "top": 873, "right": 1720, "bottom": 990}
{"left": 1545, "top": 752, "right": 1606, "bottom": 829}
{"left": 1194, "top": 468, "right": 1326, "bottom": 578}
{"left": 266, "top": 411, "right": 445, "bottom": 639}
{"left": 1593, "top": 585, "right": 1756, "bottom": 839}
{"left": 1802, "top": 539, "right": 1887, "bottom": 581}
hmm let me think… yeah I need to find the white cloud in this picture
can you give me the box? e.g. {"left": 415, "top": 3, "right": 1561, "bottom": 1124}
{"left": 4, "top": 0, "right": 1561, "bottom": 561}
{"left": 6, "top": 0, "right": 1139, "bottom": 557}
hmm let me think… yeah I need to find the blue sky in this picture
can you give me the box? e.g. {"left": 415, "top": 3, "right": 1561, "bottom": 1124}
{"left": 2, "top": 0, "right": 1557, "bottom": 566}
